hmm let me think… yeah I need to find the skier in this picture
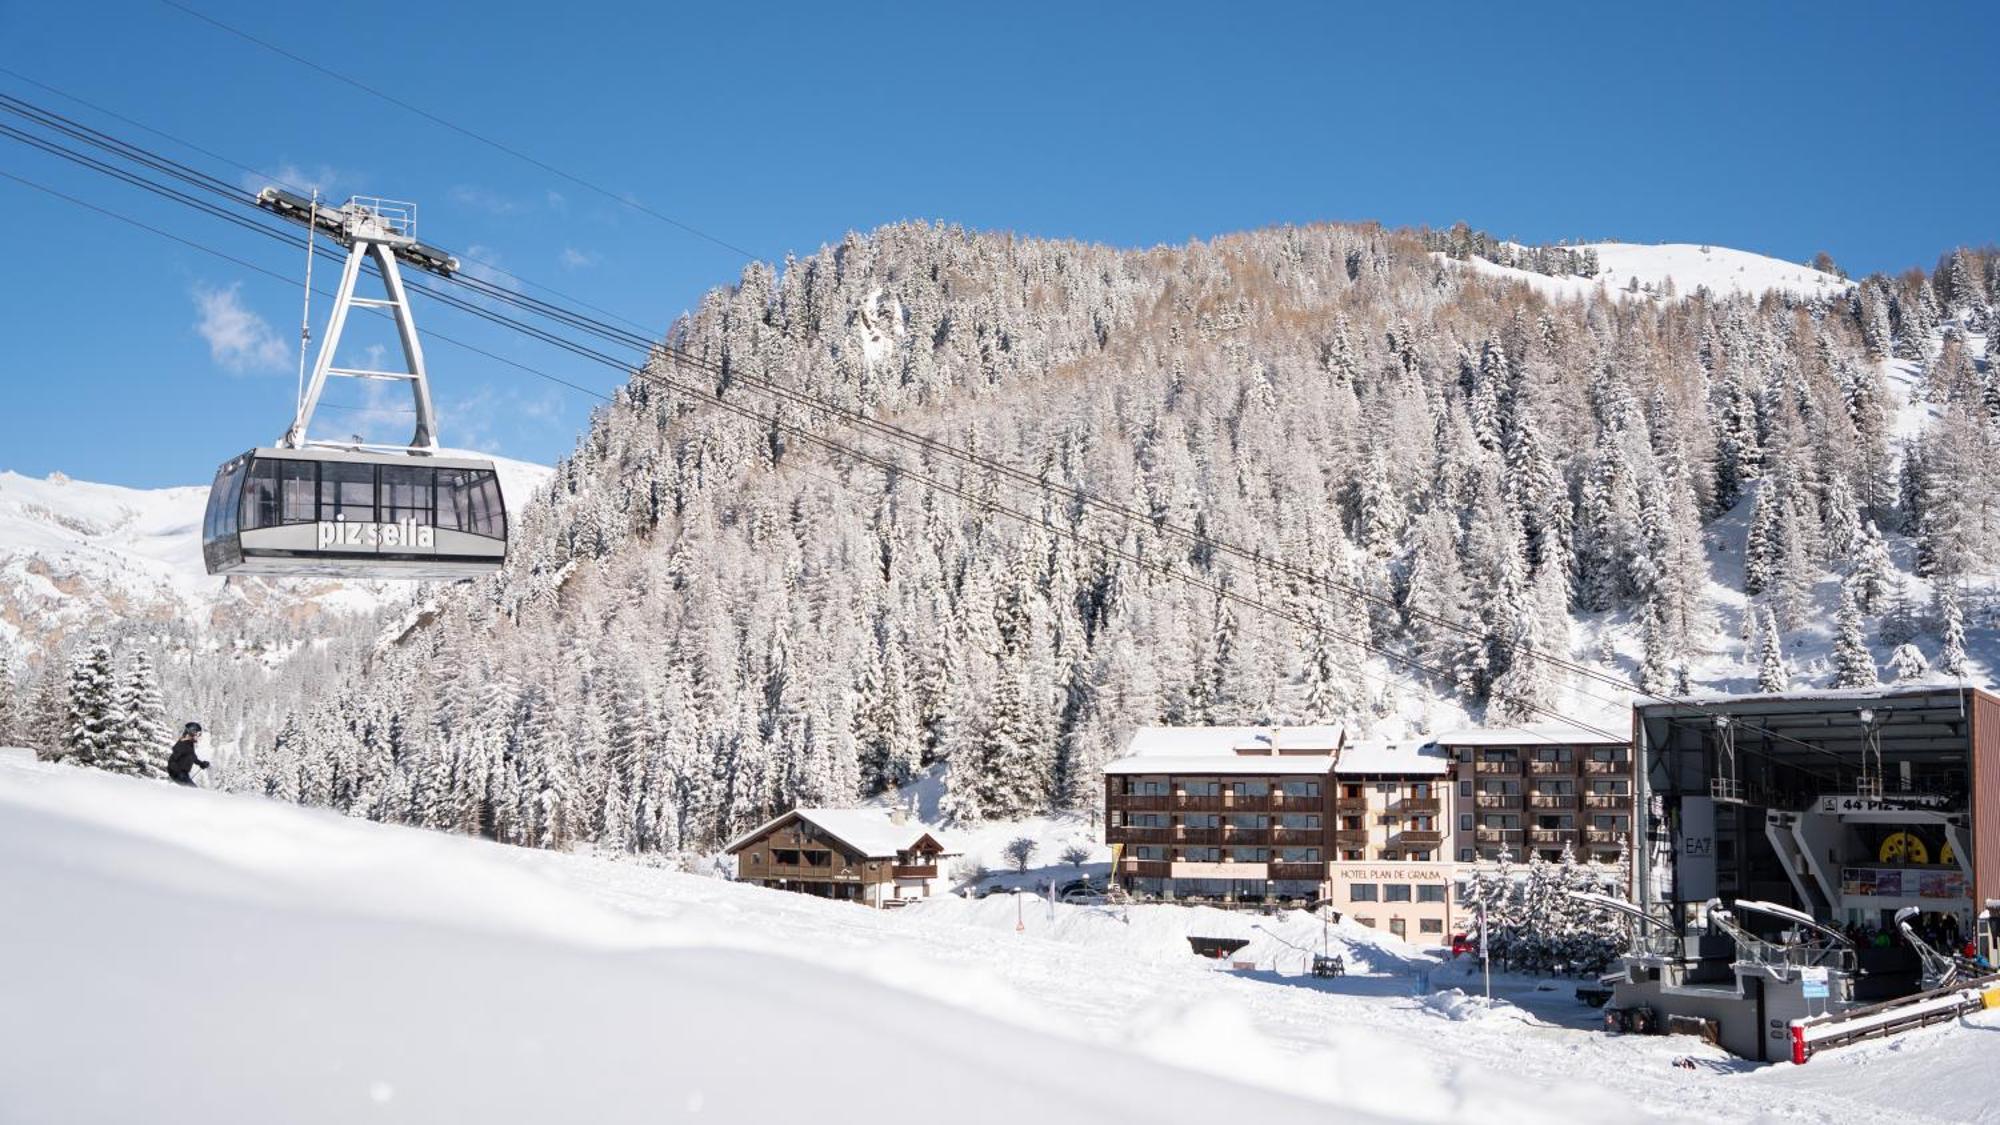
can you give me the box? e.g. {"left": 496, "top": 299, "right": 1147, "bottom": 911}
{"left": 167, "top": 722, "right": 209, "bottom": 787}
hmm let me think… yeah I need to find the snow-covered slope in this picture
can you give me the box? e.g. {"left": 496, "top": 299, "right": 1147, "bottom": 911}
{"left": 0, "top": 452, "right": 552, "bottom": 651}
{"left": 4, "top": 756, "right": 1991, "bottom": 1124}
{"left": 1445, "top": 241, "right": 1852, "bottom": 303}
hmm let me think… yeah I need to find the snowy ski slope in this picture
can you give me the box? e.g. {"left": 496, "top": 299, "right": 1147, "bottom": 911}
{"left": 1443, "top": 242, "right": 1853, "bottom": 303}
{"left": 2, "top": 754, "right": 1992, "bottom": 1124}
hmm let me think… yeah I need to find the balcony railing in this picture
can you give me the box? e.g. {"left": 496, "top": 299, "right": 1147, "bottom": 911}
{"left": 1583, "top": 794, "right": 1631, "bottom": 810}
{"left": 1174, "top": 829, "right": 1223, "bottom": 845}
{"left": 1172, "top": 795, "right": 1228, "bottom": 811}
{"left": 1108, "top": 826, "right": 1172, "bottom": 844}
{"left": 1108, "top": 794, "right": 1170, "bottom": 811}
{"left": 1475, "top": 827, "right": 1523, "bottom": 844}
{"left": 1333, "top": 829, "right": 1369, "bottom": 846}
{"left": 1396, "top": 798, "right": 1441, "bottom": 815}
{"left": 753, "top": 863, "right": 862, "bottom": 882}
{"left": 1528, "top": 794, "right": 1577, "bottom": 809}
{"left": 1583, "top": 827, "right": 1626, "bottom": 844}
{"left": 1395, "top": 829, "right": 1444, "bottom": 846}
{"left": 1581, "top": 759, "right": 1630, "bottom": 776}
{"left": 892, "top": 864, "right": 938, "bottom": 879}
{"left": 1119, "top": 859, "right": 1171, "bottom": 878}
{"left": 1474, "top": 761, "right": 1521, "bottom": 775}
{"left": 1527, "top": 827, "right": 1577, "bottom": 844}
{"left": 1475, "top": 793, "right": 1521, "bottom": 808}
{"left": 1527, "top": 760, "right": 1573, "bottom": 775}
{"left": 1335, "top": 797, "right": 1369, "bottom": 813}
{"left": 1267, "top": 826, "right": 1322, "bottom": 844}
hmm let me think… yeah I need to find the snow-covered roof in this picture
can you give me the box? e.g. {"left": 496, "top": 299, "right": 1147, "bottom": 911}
{"left": 1430, "top": 723, "right": 1628, "bottom": 748}
{"left": 1333, "top": 739, "right": 1450, "bottom": 776}
{"left": 1642, "top": 684, "right": 1988, "bottom": 710}
{"left": 724, "top": 807, "right": 955, "bottom": 859}
{"left": 1103, "top": 754, "right": 1337, "bottom": 776}
{"left": 1104, "top": 726, "right": 1345, "bottom": 777}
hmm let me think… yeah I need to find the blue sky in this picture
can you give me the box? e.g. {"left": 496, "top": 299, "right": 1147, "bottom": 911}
{"left": 2, "top": 0, "right": 1995, "bottom": 488}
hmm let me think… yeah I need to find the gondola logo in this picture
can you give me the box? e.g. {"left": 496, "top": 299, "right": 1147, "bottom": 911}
{"left": 317, "top": 519, "right": 436, "bottom": 550}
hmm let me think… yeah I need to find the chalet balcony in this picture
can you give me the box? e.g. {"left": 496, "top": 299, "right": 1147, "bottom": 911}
{"left": 1108, "top": 794, "right": 1170, "bottom": 812}
{"left": 1474, "top": 761, "right": 1521, "bottom": 775}
{"left": 1220, "top": 795, "right": 1279, "bottom": 812}
{"left": 1526, "top": 760, "right": 1572, "bottom": 776}
{"left": 1267, "top": 827, "right": 1322, "bottom": 845}
{"left": 1268, "top": 862, "right": 1326, "bottom": 881}
{"left": 1475, "top": 794, "right": 1522, "bottom": 809}
{"left": 892, "top": 864, "right": 938, "bottom": 879}
{"left": 1395, "top": 798, "right": 1441, "bottom": 815}
{"left": 1475, "top": 827, "right": 1524, "bottom": 845}
{"left": 1581, "top": 759, "right": 1631, "bottom": 776}
{"left": 754, "top": 863, "right": 861, "bottom": 882}
{"left": 1584, "top": 827, "right": 1626, "bottom": 845}
{"left": 1335, "top": 797, "right": 1370, "bottom": 813}
{"left": 1394, "top": 829, "right": 1444, "bottom": 846}
{"left": 1221, "top": 827, "right": 1272, "bottom": 844}
{"left": 1333, "top": 829, "right": 1369, "bottom": 847}
{"left": 1173, "top": 795, "right": 1228, "bottom": 812}
{"left": 1174, "top": 828, "right": 1224, "bottom": 845}
{"left": 1527, "top": 827, "right": 1577, "bottom": 845}
{"left": 1583, "top": 794, "right": 1632, "bottom": 810}
{"left": 1119, "top": 859, "right": 1171, "bottom": 878}
{"left": 1528, "top": 794, "right": 1577, "bottom": 810}
{"left": 1108, "top": 826, "right": 1172, "bottom": 844}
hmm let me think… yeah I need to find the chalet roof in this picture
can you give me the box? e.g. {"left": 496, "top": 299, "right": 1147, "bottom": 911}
{"left": 1429, "top": 722, "right": 1629, "bottom": 748}
{"left": 724, "top": 807, "right": 957, "bottom": 859}
{"left": 1333, "top": 739, "right": 1450, "bottom": 776}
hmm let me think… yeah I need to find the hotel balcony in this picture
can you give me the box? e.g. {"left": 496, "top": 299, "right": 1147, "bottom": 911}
{"left": 1583, "top": 794, "right": 1632, "bottom": 810}
{"left": 892, "top": 864, "right": 938, "bottom": 879}
{"left": 1268, "top": 862, "right": 1326, "bottom": 882}
{"left": 1526, "top": 760, "right": 1572, "bottom": 776}
{"left": 1395, "top": 798, "right": 1441, "bottom": 815}
{"left": 1528, "top": 794, "right": 1577, "bottom": 810}
{"left": 1581, "top": 759, "right": 1631, "bottom": 776}
{"left": 1333, "top": 829, "right": 1369, "bottom": 847}
{"left": 1527, "top": 827, "right": 1578, "bottom": 845}
{"left": 1475, "top": 793, "right": 1522, "bottom": 809}
{"left": 1394, "top": 829, "right": 1444, "bottom": 847}
{"left": 1475, "top": 827, "right": 1524, "bottom": 845}
{"left": 1474, "top": 760, "right": 1521, "bottom": 775}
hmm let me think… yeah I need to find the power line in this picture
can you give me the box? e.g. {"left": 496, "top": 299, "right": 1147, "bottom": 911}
{"left": 156, "top": 0, "right": 763, "bottom": 261}
{"left": 0, "top": 75, "right": 661, "bottom": 337}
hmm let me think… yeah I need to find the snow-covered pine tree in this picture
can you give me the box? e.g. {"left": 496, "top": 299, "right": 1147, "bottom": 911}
{"left": 1935, "top": 583, "right": 1970, "bottom": 677}
{"left": 0, "top": 646, "right": 19, "bottom": 748}
{"left": 107, "top": 649, "right": 171, "bottom": 778}
{"left": 1829, "top": 583, "right": 1879, "bottom": 689}
{"left": 62, "top": 642, "right": 121, "bottom": 769}
{"left": 1757, "top": 608, "right": 1790, "bottom": 692}
{"left": 1888, "top": 642, "right": 1930, "bottom": 681}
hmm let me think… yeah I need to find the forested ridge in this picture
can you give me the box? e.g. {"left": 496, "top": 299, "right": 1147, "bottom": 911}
{"left": 208, "top": 221, "right": 1999, "bottom": 856}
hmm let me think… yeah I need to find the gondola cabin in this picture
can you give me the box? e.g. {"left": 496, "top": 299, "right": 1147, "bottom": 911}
{"left": 202, "top": 448, "right": 506, "bottom": 580}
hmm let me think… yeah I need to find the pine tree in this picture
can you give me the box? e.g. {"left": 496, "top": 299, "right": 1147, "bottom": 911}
{"left": 1829, "top": 583, "right": 1879, "bottom": 689}
{"left": 0, "top": 647, "right": 19, "bottom": 748}
{"left": 1852, "top": 520, "right": 1892, "bottom": 614}
{"left": 1936, "top": 584, "right": 1970, "bottom": 677}
{"left": 1757, "top": 608, "right": 1790, "bottom": 693}
{"left": 63, "top": 642, "right": 121, "bottom": 769}
{"left": 1887, "top": 643, "right": 1929, "bottom": 681}
{"left": 107, "top": 650, "right": 171, "bottom": 778}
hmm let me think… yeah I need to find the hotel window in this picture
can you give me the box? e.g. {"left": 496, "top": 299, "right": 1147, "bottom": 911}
{"left": 1349, "top": 883, "right": 1379, "bottom": 902}
{"left": 1341, "top": 849, "right": 1364, "bottom": 861}
{"left": 1411, "top": 782, "right": 1433, "bottom": 799}
{"left": 1229, "top": 779, "right": 1270, "bottom": 797}
{"left": 1408, "top": 850, "right": 1432, "bottom": 861}
{"left": 1420, "top": 918, "right": 1444, "bottom": 934}
{"left": 1537, "top": 814, "right": 1574, "bottom": 830}
{"left": 1458, "top": 779, "right": 1472, "bottom": 798}
{"left": 1591, "top": 747, "right": 1624, "bottom": 764}
{"left": 1134, "top": 846, "right": 1167, "bottom": 860}
{"left": 1280, "top": 847, "right": 1321, "bottom": 863}
{"left": 1282, "top": 780, "right": 1322, "bottom": 798}
{"left": 1384, "top": 884, "right": 1412, "bottom": 903}
{"left": 1181, "top": 847, "right": 1221, "bottom": 862}
{"left": 1232, "top": 847, "right": 1269, "bottom": 862}
{"left": 1280, "top": 814, "right": 1320, "bottom": 830}
{"left": 1342, "top": 784, "right": 1364, "bottom": 798}
{"left": 1227, "top": 814, "right": 1269, "bottom": 830}
{"left": 1535, "top": 746, "right": 1571, "bottom": 763}
{"left": 1537, "top": 779, "right": 1575, "bottom": 795}
{"left": 1355, "top": 917, "right": 1376, "bottom": 928}
{"left": 1460, "top": 813, "right": 1474, "bottom": 832}
{"left": 1390, "top": 918, "right": 1407, "bottom": 938}
{"left": 1417, "top": 884, "right": 1446, "bottom": 903}
{"left": 1182, "top": 780, "right": 1221, "bottom": 797}
{"left": 1458, "top": 848, "right": 1474, "bottom": 863}
{"left": 1183, "top": 814, "right": 1220, "bottom": 829}
{"left": 1589, "top": 779, "right": 1630, "bottom": 795}
{"left": 1133, "top": 779, "right": 1169, "bottom": 796}
{"left": 1342, "top": 816, "right": 1363, "bottom": 830}
{"left": 1132, "top": 813, "right": 1169, "bottom": 828}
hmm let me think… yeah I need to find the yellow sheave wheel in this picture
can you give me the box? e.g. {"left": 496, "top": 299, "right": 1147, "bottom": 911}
{"left": 1878, "top": 831, "right": 1930, "bottom": 865}
{"left": 1939, "top": 840, "right": 1956, "bottom": 866}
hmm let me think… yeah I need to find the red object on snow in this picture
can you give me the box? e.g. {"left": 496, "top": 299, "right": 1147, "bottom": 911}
{"left": 1789, "top": 1021, "right": 1809, "bottom": 1065}
{"left": 1450, "top": 933, "right": 1474, "bottom": 956}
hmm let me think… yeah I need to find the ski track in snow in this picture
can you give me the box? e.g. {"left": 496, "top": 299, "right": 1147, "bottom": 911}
{"left": 1, "top": 755, "right": 1987, "bottom": 1124}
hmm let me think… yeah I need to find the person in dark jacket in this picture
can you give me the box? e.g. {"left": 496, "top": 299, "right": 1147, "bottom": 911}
{"left": 167, "top": 722, "right": 209, "bottom": 786}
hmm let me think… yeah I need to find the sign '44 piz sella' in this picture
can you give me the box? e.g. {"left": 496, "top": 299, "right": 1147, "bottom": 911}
{"left": 201, "top": 190, "right": 509, "bottom": 581}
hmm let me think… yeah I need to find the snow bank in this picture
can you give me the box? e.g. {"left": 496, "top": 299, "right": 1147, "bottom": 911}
{"left": 1442, "top": 242, "right": 1852, "bottom": 304}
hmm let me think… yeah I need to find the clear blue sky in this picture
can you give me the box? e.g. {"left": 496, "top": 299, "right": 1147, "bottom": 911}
{"left": 2, "top": 0, "right": 1995, "bottom": 488}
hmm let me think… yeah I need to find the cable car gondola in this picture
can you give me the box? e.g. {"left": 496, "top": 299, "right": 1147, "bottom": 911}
{"left": 203, "top": 190, "right": 508, "bottom": 580}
